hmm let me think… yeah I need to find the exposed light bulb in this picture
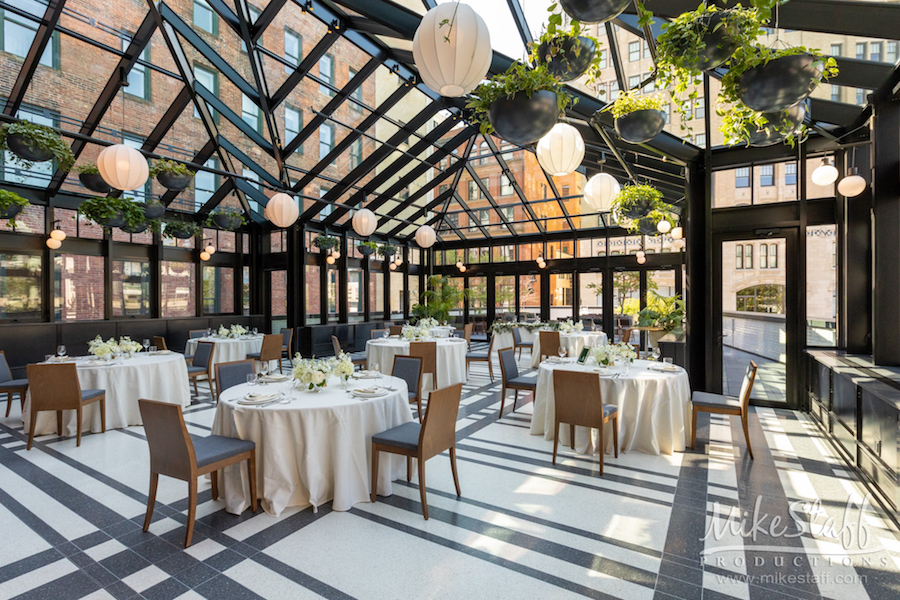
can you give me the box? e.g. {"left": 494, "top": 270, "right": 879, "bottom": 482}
{"left": 459, "top": 265, "right": 467, "bottom": 272}
{"left": 637, "top": 255, "right": 647, "bottom": 264}
{"left": 389, "top": 262, "right": 397, "bottom": 270}
{"left": 456, "top": 261, "right": 463, "bottom": 268}
{"left": 811, "top": 159, "right": 838, "bottom": 186}
{"left": 636, "top": 250, "right": 645, "bottom": 258}
{"left": 50, "top": 229, "right": 66, "bottom": 241}
{"left": 326, "top": 255, "right": 336, "bottom": 265}
{"left": 332, "top": 250, "right": 341, "bottom": 259}
{"left": 46, "top": 238, "right": 62, "bottom": 249}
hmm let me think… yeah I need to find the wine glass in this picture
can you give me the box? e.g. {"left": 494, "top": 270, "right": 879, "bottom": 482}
{"left": 558, "top": 346, "right": 567, "bottom": 360}
{"left": 252, "top": 327, "right": 258, "bottom": 336}
{"left": 246, "top": 373, "right": 256, "bottom": 386}
{"left": 207, "top": 327, "right": 212, "bottom": 337}
{"left": 142, "top": 339, "right": 150, "bottom": 353}
{"left": 57, "top": 345, "right": 66, "bottom": 358}
{"left": 382, "top": 330, "right": 389, "bottom": 340}
{"left": 652, "top": 347, "right": 661, "bottom": 361}
{"left": 259, "top": 361, "right": 269, "bottom": 383}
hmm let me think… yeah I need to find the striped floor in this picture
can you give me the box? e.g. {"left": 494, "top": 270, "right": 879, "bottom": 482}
{"left": 1, "top": 344, "right": 899, "bottom": 600}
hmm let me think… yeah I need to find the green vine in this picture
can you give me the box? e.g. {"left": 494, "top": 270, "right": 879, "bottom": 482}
{"left": 529, "top": 5, "right": 604, "bottom": 84}
{"left": 359, "top": 240, "right": 379, "bottom": 250}
{"left": 162, "top": 220, "right": 200, "bottom": 239}
{"left": 149, "top": 158, "right": 195, "bottom": 178}
{"left": 205, "top": 205, "right": 247, "bottom": 229}
{"left": 75, "top": 163, "right": 100, "bottom": 175}
{"left": 77, "top": 196, "right": 146, "bottom": 230}
{"left": 0, "top": 121, "right": 75, "bottom": 172}
{"left": 0, "top": 189, "right": 29, "bottom": 227}
{"left": 379, "top": 243, "right": 398, "bottom": 257}
{"left": 313, "top": 235, "right": 339, "bottom": 250}
{"left": 610, "top": 184, "right": 676, "bottom": 234}
{"left": 603, "top": 90, "right": 667, "bottom": 119}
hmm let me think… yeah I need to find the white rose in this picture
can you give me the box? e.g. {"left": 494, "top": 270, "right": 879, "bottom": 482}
{"left": 312, "top": 371, "right": 326, "bottom": 385}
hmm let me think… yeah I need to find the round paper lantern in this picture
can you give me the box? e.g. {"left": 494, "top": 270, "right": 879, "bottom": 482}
{"left": 583, "top": 173, "right": 620, "bottom": 212}
{"left": 97, "top": 144, "right": 149, "bottom": 191}
{"left": 332, "top": 250, "right": 342, "bottom": 260}
{"left": 204, "top": 244, "right": 216, "bottom": 254}
{"left": 46, "top": 238, "right": 62, "bottom": 249}
{"left": 536, "top": 123, "right": 585, "bottom": 176}
{"left": 538, "top": 261, "right": 546, "bottom": 269}
{"left": 413, "top": 4, "right": 492, "bottom": 97}
{"left": 657, "top": 219, "right": 671, "bottom": 234}
{"left": 672, "top": 238, "right": 686, "bottom": 251}
{"left": 456, "top": 261, "right": 463, "bottom": 268}
{"left": 266, "top": 193, "right": 299, "bottom": 228}
{"left": 637, "top": 255, "right": 646, "bottom": 264}
{"left": 812, "top": 159, "right": 838, "bottom": 186}
{"left": 199, "top": 251, "right": 211, "bottom": 261}
{"left": 671, "top": 226, "right": 683, "bottom": 240}
{"left": 415, "top": 225, "right": 436, "bottom": 248}
{"left": 326, "top": 255, "right": 336, "bottom": 265}
{"left": 837, "top": 168, "right": 867, "bottom": 197}
{"left": 49, "top": 228, "right": 66, "bottom": 241}
{"left": 459, "top": 265, "right": 467, "bottom": 273}
{"left": 352, "top": 208, "right": 377, "bottom": 237}
{"left": 389, "top": 262, "right": 397, "bottom": 271}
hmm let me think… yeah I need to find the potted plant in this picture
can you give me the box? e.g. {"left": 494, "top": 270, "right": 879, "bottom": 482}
{"left": 466, "top": 61, "right": 574, "bottom": 146}
{"left": 558, "top": 0, "right": 630, "bottom": 24}
{"left": 206, "top": 206, "right": 246, "bottom": 230}
{"left": 632, "top": 208, "right": 677, "bottom": 236}
{"left": 163, "top": 220, "right": 200, "bottom": 239}
{"left": 149, "top": 158, "right": 195, "bottom": 191}
{"left": 0, "top": 189, "right": 29, "bottom": 226}
{"left": 77, "top": 196, "right": 144, "bottom": 229}
{"left": 378, "top": 243, "right": 397, "bottom": 258}
{"left": 605, "top": 91, "right": 667, "bottom": 144}
{"left": 0, "top": 120, "right": 74, "bottom": 171}
{"left": 120, "top": 221, "right": 149, "bottom": 234}
{"left": 411, "top": 275, "right": 470, "bottom": 323}
{"left": 530, "top": 10, "right": 603, "bottom": 84}
{"left": 139, "top": 199, "right": 166, "bottom": 220}
{"left": 358, "top": 240, "right": 378, "bottom": 256}
{"left": 313, "top": 235, "right": 339, "bottom": 252}
{"left": 721, "top": 102, "right": 808, "bottom": 148}
{"left": 75, "top": 164, "right": 111, "bottom": 194}
{"left": 638, "top": 292, "right": 685, "bottom": 346}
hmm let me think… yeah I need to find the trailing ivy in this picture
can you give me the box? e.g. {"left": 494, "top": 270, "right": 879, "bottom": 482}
{"left": 529, "top": 4, "right": 604, "bottom": 84}
{"left": 77, "top": 196, "right": 146, "bottom": 230}
{"left": 0, "top": 120, "right": 75, "bottom": 172}
{"left": 0, "top": 189, "right": 29, "bottom": 227}
{"left": 149, "top": 158, "right": 196, "bottom": 177}
{"left": 603, "top": 90, "right": 667, "bottom": 119}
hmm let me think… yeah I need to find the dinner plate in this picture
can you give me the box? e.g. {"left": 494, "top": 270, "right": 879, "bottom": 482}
{"left": 238, "top": 393, "right": 279, "bottom": 405}
{"left": 352, "top": 389, "right": 387, "bottom": 398}
{"left": 650, "top": 365, "right": 680, "bottom": 372}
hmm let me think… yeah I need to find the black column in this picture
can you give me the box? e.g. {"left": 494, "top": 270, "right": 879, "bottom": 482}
{"left": 685, "top": 158, "right": 711, "bottom": 390}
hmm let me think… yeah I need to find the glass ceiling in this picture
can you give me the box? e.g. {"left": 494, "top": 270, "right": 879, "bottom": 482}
{"left": 0, "top": 0, "right": 896, "bottom": 245}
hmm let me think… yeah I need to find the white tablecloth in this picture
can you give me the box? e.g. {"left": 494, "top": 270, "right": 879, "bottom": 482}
{"left": 492, "top": 328, "right": 538, "bottom": 353}
{"left": 531, "top": 332, "right": 608, "bottom": 367}
{"left": 185, "top": 335, "right": 264, "bottom": 371}
{"left": 531, "top": 360, "right": 691, "bottom": 455}
{"left": 24, "top": 352, "right": 191, "bottom": 436}
{"left": 366, "top": 338, "right": 467, "bottom": 390}
{"left": 212, "top": 375, "right": 413, "bottom": 516}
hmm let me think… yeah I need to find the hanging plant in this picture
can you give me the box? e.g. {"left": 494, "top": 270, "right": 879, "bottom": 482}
{"left": 0, "top": 189, "right": 29, "bottom": 227}
{"left": 610, "top": 183, "right": 665, "bottom": 223}
{"left": 466, "top": 61, "right": 575, "bottom": 145}
{"left": 77, "top": 196, "right": 145, "bottom": 230}
{"left": 163, "top": 220, "right": 200, "bottom": 240}
{"left": 140, "top": 200, "right": 166, "bottom": 220}
{"left": 149, "top": 158, "right": 195, "bottom": 191}
{"left": 0, "top": 121, "right": 75, "bottom": 172}
{"left": 720, "top": 102, "right": 808, "bottom": 148}
{"left": 313, "top": 235, "right": 339, "bottom": 251}
{"left": 604, "top": 91, "right": 667, "bottom": 144}
{"left": 632, "top": 208, "right": 677, "bottom": 236}
{"left": 205, "top": 206, "right": 246, "bottom": 230}
{"left": 529, "top": 9, "right": 603, "bottom": 84}
{"left": 378, "top": 244, "right": 398, "bottom": 257}
{"left": 75, "top": 163, "right": 112, "bottom": 194}
{"left": 358, "top": 240, "right": 379, "bottom": 256}
{"left": 558, "top": 0, "right": 630, "bottom": 24}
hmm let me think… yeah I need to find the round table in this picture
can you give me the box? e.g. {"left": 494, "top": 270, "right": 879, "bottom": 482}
{"left": 531, "top": 359, "right": 691, "bottom": 455}
{"left": 531, "top": 331, "right": 609, "bottom": 368}
{"left": 24, "top": 352, "right": 191, "bottom": 436}
{"left": 212, "top": 375, "right": 413, "bottom": 516}
{"left": 365, "top": 337, "right": 467, "bottom": 390}
{"left": 492, "top": 327, "right": 538, "bottom": 354}
{"left": 185, "top": 335, "right": 264, "bottom": 370}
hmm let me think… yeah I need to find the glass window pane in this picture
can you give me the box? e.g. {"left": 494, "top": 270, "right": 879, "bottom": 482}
{"left": 519, "top": 274, "right": 540, "bottom": 320}
{"left": 579, "top": 272, "right": 603, "bottom": 324}
{"left": 0, "top": 253, "right": 42, "bottom": 319}
{"left": 549, "top": 273, "right": 573, "bottom": 320}
{"left": 391, "top": 272, "right": 404, "bottom": 319}
{"left": 495, "top": 275, "right": 515, "bottom": 319}
{"left": 807, "top": 225, "right": 837, "bottom": 347}
{"left": 327, "top": 268, "right": 339, "bottom": 321}
{"left": 202, "top": 265, "right": 234, "bottom": 314}
{"left": 369, "top": 271, "right": 384, "bottom": 319}
{"left": 112, "top": 260, "right": 150, "bottom": 317}
{"left": 55, "top": 255, "right": 105, "bottom": 321}
{"left": 271, "top": 270, "right": 287, "bottom": 331}
{"left": 161, "top": 261, "right": 195, "bottom": 317}
{"left": 348, "top": 268, "right": 364, "bottom": 321}
{"left": 306, "top": 264, "right": 321, "bottom": 325}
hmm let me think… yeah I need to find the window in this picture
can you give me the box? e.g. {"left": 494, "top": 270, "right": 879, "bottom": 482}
{"left": 760, "top": 244, "right": 768, "bottom": 269}
{"left": 500, "top": 206, "right": 514, "bottom": 222}
{"left": 608, "top": 81, "right": 619, "bottom": 101}
{"left": 239, "top": 6, "right": 260, "bottom": 51}
{"left": 785, "top": 163, "right": 797, "bottom": 185}
{"left": 203, "top": 266, "right": 235, "bottom": 314}
{"left": 193, "top": 65, "right": 218, "bottom": 121}
{"left": 500, "top": 175, "right": 513, "bottom": 196}
{"left": 305, "top": 265, "right": 321, "bottom": 324}
{"left": 194, "top": 158, "right": 217, "bottom": 210}
{"left": 319, "top": 54, "right": 335, "bottom": 96}
{"left": 284, "top": 29, "right": 301, "bottom": 72}
{"left": 694, "top": 98, "right": 705, "bottom": 120}
{"left": 349, "top": 68, "right": 364, "bottom": 110}
{"left": 736, "top": 284, "right": 784, "bottom": 313}
{"left": 735, "top": 167, "right": 750, "bottom": 187}
{"left": 55, "top": 255, "right": 105, "bottom": 321}
{"left": 857, "top": 88, "right": 867, "bottom": 105}
{"left": 479, "top": 177, "right": 489, "bottom": 198}
{"left": 598, "top": 52, "right": 606, "bottom": 69}
{"left": 760, "top": 164, "right": 774, "bottom": 186}
{"left": 468, "top": 180, "right": 478, "bottom": 200}
{"left": 628, "top": 41, "right": 640, "bottom": 62}
{"left": 390, "top": 272, "right": 404, "bottom": 319}
{"left": 541, "top": 183, "right": 547, "bottom": 199}
{"left": 629, "top": 75, "right": 641, "bottom": 90}
{"left": 830, "top": 43, "right": 842, "bottom": 57}
{"left": 121, "top": 134, "right": 148, "bottom": 201}
{"left": 643, "top": 41, "right": 651, "bottom": 58}
{"left": 769, "top": 243, "right": 778, "bottom": 268}
{"left": 110, "top": 260, "right": 150, "bottom": 317}
{"left": 369, "top": 271, "right": 384, "bottom": 319}
{"left": 193, "top": 0, "right": 217, "bottom": 35}
{"left": 349, "top": 138, "right": 363, "bottom": 169}
{"left": 445, "top": 212, "right": 459, "bottom": 228}
{"left": 694, "top": 133, "right": 706, "bottom": 147}
{"left": 479, "top": 141, "right": 490, "bottom": 165}
{"left": 744, "top": 244, "right": 753, "bottom": 269}
{"left": 2, "top": 1, "right": 58, "bottom": 67}
{"left": 241, "top": 93, "right": 261, "bottom": 132}
{"left": 888, "top": 41, "right": 898, "bottom": 63}
{"left": 662, "top": 103, "right": 670, "bottom": 123}
{"left": 475, "top": 209, "right": 489, "bottom": 226}
{"left": 856, "top": 42, "right": 867, "bottom": 60}
{"left": 830, "top": 85, "right": 841, "bottom": 102}
{"left": 735, "top": 245, "right": 743, "bottom": 270}
{"left": 562, "top": 185, "right": 569, "bottom": 197}
{"left": 348, "top": 268, "right": 364, "bottom": 319}
{"left": 319, "top": 186, "right": 333, "bottom": 218}
{"left": 242, "top": 168, "right": 260, "bottom": 192}
{"left": 871, "top": 42, "right": 883, "bottom": 62}
{"left": 285, "top": 106, "right": 302, "bottom": 154}
{"left": 0, "top": 253, "right": 41, "bottom": 320}
{"left": 319, "top": 122, "right": 334, "bottom": 160}
{"left": 644, "top": 75, "right": 655, "bottom": 93}
{"left": 123, "top": 36, "right": 150, "bottom": 99}
{"left": 438, "top": 183, "right": 449, "bottom": 195}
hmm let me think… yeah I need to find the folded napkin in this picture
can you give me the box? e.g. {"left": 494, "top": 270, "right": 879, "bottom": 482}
{"left": 152, "top": 350, "right": 173, "bottom": 355}
{"left": 261, "top": 374, "right": 288, "bottom": 382}
{"left": 238, "top": 392, "right": 279, "bottom": 405}
{"left": 649, "top": 365, "right": 680, "bottom": 373}
{"left": 352, "top": 372, "right": 379, "bottom": 379}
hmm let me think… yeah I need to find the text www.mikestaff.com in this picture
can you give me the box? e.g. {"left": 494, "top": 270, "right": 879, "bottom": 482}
{"left": 715, "top": 573, "right": 868, "bottom": 586}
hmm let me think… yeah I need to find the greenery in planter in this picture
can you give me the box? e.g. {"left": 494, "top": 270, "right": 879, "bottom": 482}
{"left": 359, "top": 241, "right": 379, "bottom": 250}
{"left": 75, "top": 163, "right": 100, "bottom": 175}
{"left": 411, "top": 275, "right": 470, "bottom": 323}
{"left": 529, "top": 5, "right": 604, "bottom": 84}
{"left": 603, "top": 90, "right": 666, "bottom": 119}
{"left": 719, "top": 101, "right": 807, "bottom": 147}
{"left": 205, "top": 206, "right": 247, "bottom": 229}
{"left": 313, "top": 235, "right": 339, "bottom": 251}
{"left": 717, "top": 44, "right": 838, "bottom": 146}
{"left": 610, "top": 184, "right": 677, "bottom": 235}
{"left": 77, "top": 196, "right": 145, "bottom": 229}
{"left": 0, "top": 120, "right": 75, "bottom": 171}
{"left": 378, "top": 243, "right": 398, "bottom": 257}
{"left": 466, "top": 61, "right": 575, "bottom": 136}
{"left": 149, "top": 158, "right": 195, "bottom": 178}
{"left": 637, "top": 292, "right": 685, "bottom": 332}
{"left": 162, "top": 220, "right": 200, "bottom": 239}
{"left": 631, "top": 208, "right": 678, "bottom": 235}
{"left": 0, "top": 189, "right": 29, "bottom": 227}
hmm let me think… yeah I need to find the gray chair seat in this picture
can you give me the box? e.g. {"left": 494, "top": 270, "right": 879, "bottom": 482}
{"left": 190, "top": 434, "right": 256, "bottom": 468}
{"left": 246, "top": 352, "right": 261, "bottom": 359}
{"left": 408, "top": 391, "right": 417, "bottom": 401}
{"left": 184, "top": 354, "right": 193, "bottom": 361}
{"left": 601, "top": 404, "right": 618, "bottom": 417}
{"left": 508, "top": 375, "right": 537, "bottom": 388}
{"left": 187, "top": 365, "right": 207, "bottom": 375}
{"left": 516, "top": 341, "right": 533, "bottom": 347}
{"left": 466, "top": 351, "right": 488, "bottom": 359}
{"left": 0, "top": 378, "right": 29, "bottom": 390}
{"left": 372, "top": 421, "right": 421, "bottom": 451}
{"left": 692, "top": 391, "right": 741, "bottom": 410}
{"left": 81, "top": 389, "right": 104, "bottom": 401}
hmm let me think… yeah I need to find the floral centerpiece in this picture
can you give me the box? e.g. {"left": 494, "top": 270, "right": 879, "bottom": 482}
{"left": 402, "top": 324, "right": 429, "bottom": 340}
{"left": 118, "top": 336, "right": 142, "bottom": 356}
{"left": 88, "top": 336, "right": 119, "bottom": 360}
{"left": 556, "top": 319, "right": 583, "bottom": 334}
{"left": 613, "top": 342, "right": 637, "bottom": 363}
{"left": 292, "top": 354, "right": 333, "bottom": 391}
{"left": 331, "top": 353, "right": 355, "bottom": 387}
{"left": 217, "top": 324, "right": 247, "bottom": 338}
{"left": 417, "top": 317, "right": 439, "bottom": 330}
{"left": 489, "top": 321, "right": 548, "bottom": 335}
{"left": 592, "top": 342, "right": 637, "bottom": 367}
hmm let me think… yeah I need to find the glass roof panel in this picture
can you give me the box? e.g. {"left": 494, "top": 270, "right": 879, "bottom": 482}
{"left": 436, "top": 0, "right": 526, "bottom": 60}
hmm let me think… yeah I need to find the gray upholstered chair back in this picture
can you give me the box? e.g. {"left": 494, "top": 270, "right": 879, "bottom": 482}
{"left": 512, "top": 327, "right": 523, "bottom": 344}
{"left": 189, "top": 330, "right": 207, "bottom": 339}
{"left": 499, "top": 348, "right": 519, "bottom": 381}
{"left": 0, "top": 351, "right": 12, "bottom": 383}
{"left": 216, "top": 360, "right": 255, "bottom": 396}
{"left": 280, "top": 328, "right": 292, "bottom": 348}
{"left": 193, "top": 341, "right": 214, "bottom": 369}
{"left": 392, "top": 356, "right": 422, "bottom": 395}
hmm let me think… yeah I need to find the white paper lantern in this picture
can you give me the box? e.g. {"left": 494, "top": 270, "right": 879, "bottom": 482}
{"left": 389, "top": 262, "right": 397, "bottom": 271}
{"left": 205, "top": 245, "right": 216, "bottom": 254}
{"left": 199, "top": 251, "right": 211, "bottom": 261}
{"left": 837, "top": 168, "right": 867, "bottom": 197}
{"left": 672, "top": 238, "right": 686, "bottom": 251}
{"left": 671, "top": 226, "right": 683, "bottom": 240}
{"left": 46, "top": 238, "right": 61, "bottom": 249}
{"left": 536, "top": 123, "right": 585, "bottom": 176}
{"left": 583, "top": 173, "right": 620, "bottom": 212}
{"left": 415, "top": 225, "right": 436, "bottom": 248}
{"left": 635, "top": 250, "right": 645, "bottom": 258}
{"left": 812, "top": 159, "right": 838, "bottom": 186}
{"left": 326, "top": 255, "right": 336, "bottom": 265}
{"left": 636, "top": 255, "right": 647, "bottom": 264}
{"left": 458, "top": 265, "right": 466, "bottom": 273}
{"left": 49, "top": 228, "right": 66, "bottom": 241}
{"left": 413, "top": 4, "right": 491, "bottom": 97}
{"left": 266, "top": 193, "right": 299, "bottom": 228}
{"left": 657, "top": 219, "right": 671, "bottom": 234}
{"left": 97, "top": 144, "right": 149, "bottom": 191}
{"left": 456, "top": 261, "right": 463, "bottom": 268}
{"left": 352, "top": 208, "right": 377, "bottom": 237}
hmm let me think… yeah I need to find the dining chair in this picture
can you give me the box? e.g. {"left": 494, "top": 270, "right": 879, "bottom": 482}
{"left": 539, "top": 331, "right": 562, "bottom": 361}
{"left": 280, "top": 328, "right": 293, "bottom": 367}
{"left": 498, "top": 348, "right": 537, "bottom": 417}
{"left": 138, "top": 399, "right": 257, "bottom": 547}
{"left": 151, "top": 336, "right": 168, "bottom": 351}
{"left": 512, "top": 327, "right": 533, "bottom": 360}
{"left": 187, "top": 341, "right": 216, "bottom": 398}
{"left": 0, "top": 350, "right": 28, "bottom": 418}
{"left": 388, "top": 325, "right": 404, "bottom": 336}
{"left": 332, "top": 335, "right": 367, "bottom": 367}
{"left": 189, "top": 329, "right": 207, "bottom": 339}
{"left": 214, "top": 360, "right": 256, "bottom": 402}
{"left": 392, "top": 355, "right": 424, "bottom": 421}
{"left": 247, "top": 334, "right": 284, "bottom": 373}
{"left": 25, "top": 363, "right": 105, "bottom": 450}
{"left": 551, "top": 370, "right": 618, "bottom": 476}
{"left": 621, "top": 328, "right": 640, "bottom": 352}
{"left": 409, "top": 341, "right": 438, "bottom": 391}
{"left": 466, "top": 335, "right": 498, "bottom": 381}
{"left": 370, "top": 382, "right": 462, "bottom": 520}
{"left": 690, "top": 361, "right": 758, "bottom": 459}
{"left": 371, "top": 329, "right": 388, "bottom": 339}
{"left": 463, "top": 323, "right": 473, "bottom": 350}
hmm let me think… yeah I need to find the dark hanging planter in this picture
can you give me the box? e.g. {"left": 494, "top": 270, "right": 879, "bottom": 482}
{"left": 212, "top": 213, "right": 243, "bottom": 230}
{"left": 678, "top": 12, "right": 740, "bottom": 72}
{"left": 141, "top": 202, "right": 165, "bottom": 220}
{"left": 100, "top": 211, "right": 127, "bottom": 228}
{"left": 637, "top": 217, "right": 660, "bottom": 236}
{"left": 381, "top": 248, "right": 396, "bottom": 258}
{"left": 614, "top": 109, "right": 667, "bottom": 144}
{"left": 166, "top": 224, "right": 196, "bottom": 239}
{"left": 0, "top": 204, "right": 23, "bottom": 221}
{"left": 487, "top": 90, "right": 560, "bottom": 146}
{"left": 120, "top": 221, "right": 149, "bottom": 234}
{"left": 621, "top": 197, "right": 656, "bottom": 220}
{"left": 78, "top": 172, "right": 111, "bottom": 194}
{"left": 156, "top": 172, "right": 193, "bottom": 191}
{"left": 536, "top": 36, "right": 596, "bottom": 83}
{"left": 559, "top": 0, "right": 630, "bottom": 23}
{"left": 748, "top": 104, "right": 807, "bottom": 147}
{"left": 738, "top": 54, "right": 823, "bottom": 113}
{"left": 357, "top": 245, "right": 376, "bottom": 257}
{"left": 6, "top": 133, "right": 55, "bottom": 163}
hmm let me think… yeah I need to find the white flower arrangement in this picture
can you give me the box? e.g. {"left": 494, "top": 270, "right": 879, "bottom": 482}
{"left": 331, "top": 353, "right": 355, "bottom": 381}
{"left": 88, "top": 335, "right": 119, "bottom": 358}
{"left": 118, "top": 336, "right": 142, "bottom": 354}
{"left": 292, "top": 353, "right": 333, "bottom": 390}
{"left": 230, "top": 324, "right": 247, "bottom": 338}
{"left": 614, "top": 341, "right": 637, "bottom": 362}
{"left": 217, "top": 325, "right": 229, "bottom": 337}
{"left": 418, "top": 317, "right": 439, "bottom": 330}
{"left": 592, "top": 342, "right": 637, "bottom": 366}
{"left": 402, "top": 325, "right": 429, "bottom": 340}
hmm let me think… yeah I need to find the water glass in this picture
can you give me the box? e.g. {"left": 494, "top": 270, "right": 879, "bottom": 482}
{"left": 252, "top": 327, "right": 258, "bottom": 335}
{"left": 558, "top": 346, "right": 567, "bottom": 359}
{"left": 57, "top": 345, "right": 66, "bottom": 357}
{"left": 142, "top": 339, "right": 150, "bottom": 352}
{"left": 148, "top": 346, "right": 157, "bottom": 353}
{"left": 652, "top": 347, "right": 661, "bottom": 361}
{"left": 246, "top": 374, "right": 256, "bottom": 386}
{"left": 663, "top": 357, "right": 674, "bottom": 365}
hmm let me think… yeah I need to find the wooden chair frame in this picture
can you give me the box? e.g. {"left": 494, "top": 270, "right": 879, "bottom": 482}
{"left": 466, "top": 335, "right": 496, "bottom": 381}
{"left": 463, "top": 323, "right": 473, "bottom": 350}
{"left": 0, "top": 350, "right": 27, "bottom": 418}
{"left": 151, "top": 336, "right": 168, "bottom": 351}
{"left": 497, "top": 348, "right": 532, "bottom": 417}
{"left": 690, "top": 361, "right": 758, "bottom": 459}
{"left": 552, "top": 370, "right": 618, "bottom": 476}
{"left": 188, "top": 341, "right": 216, "bottom": 398}
{"left": 280, "top": 328, "right": 294, "bottom": 367}
{"left": 539, "top": 331, "right": 562, "bottom": 362}
{"left": 388, "top": 325, "right": 404, "bottom": 336}
{"left": 26, "top": 363, "right": 105, "bottom": 450}
{"left": 253, "top": 334, "right": 285, "bottom": 373}
{"left": 409, "top": 341, "right": 438, "bottom": 391}
{"left": 512, "top": 327, "right": 532, "bottom": 360}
